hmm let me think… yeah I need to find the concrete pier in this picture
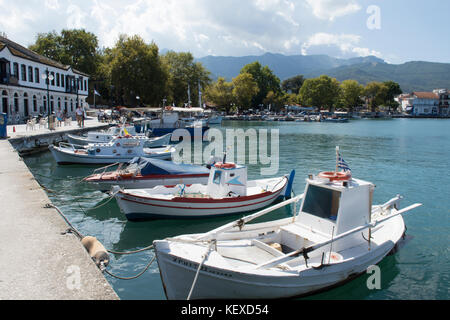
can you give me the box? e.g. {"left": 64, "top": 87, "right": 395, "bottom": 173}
{"left": 7, "top": 118, "right": 111, "bottom": 155}
{"left": 0, "top": 124, "right": 119, "bottom": 300}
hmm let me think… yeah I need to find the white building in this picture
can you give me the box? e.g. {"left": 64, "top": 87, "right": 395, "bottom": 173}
{"left": 0, "top": 36, "right": 89, "bottom": 124}
{"left": 397, "top": 92, "right": 439, "bottom": 116}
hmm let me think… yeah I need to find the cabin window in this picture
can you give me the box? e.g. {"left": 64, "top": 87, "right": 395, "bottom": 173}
{"left": 302, "top": 185, "right": 341, "bottom": 221}
{"left": 213, "top": 171, "right": 222, "bottom": 185}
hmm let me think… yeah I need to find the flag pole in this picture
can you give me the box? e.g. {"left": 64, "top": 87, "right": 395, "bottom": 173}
{"left": 335, "top": 146, "right": 339, "bottom": 173}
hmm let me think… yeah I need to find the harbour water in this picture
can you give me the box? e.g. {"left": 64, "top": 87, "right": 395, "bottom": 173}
{"left": 23, "top": 118, "right": 449, "bottom": 300}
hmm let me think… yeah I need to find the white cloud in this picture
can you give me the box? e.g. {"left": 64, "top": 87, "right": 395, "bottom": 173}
{"left": 302, "top": 32, "right": 382, "bottom": 58}
{"left": 44, "top": 0, "right": 60, "bottom": 10}
{"left": 66, "top": 4, "right": 87, "bottom": 29}
{"left": 0, "top": 0, "right": 384, "bottom": 59}
{"left": 305, "top": 0, "right": 361, "bottom": 21}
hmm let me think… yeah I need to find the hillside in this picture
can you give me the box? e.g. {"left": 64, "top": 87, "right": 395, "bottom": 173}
{"left": 195, "top": 53, "right": 449, "bottom": 92}
{"left": 306, "top": 61, "right": 450, "bottom": 92}
{"left": 196, "top": 53, "right": 384, "bottom": 81}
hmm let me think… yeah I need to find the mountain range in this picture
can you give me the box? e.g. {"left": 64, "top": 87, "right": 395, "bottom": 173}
{"left": 195, "top": 53, "right": 450, "bottom": 93}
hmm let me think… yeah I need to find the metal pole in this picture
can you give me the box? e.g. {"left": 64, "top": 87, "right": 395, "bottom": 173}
{"left": 46, "top": 69, "right": 50, "bottom": 130}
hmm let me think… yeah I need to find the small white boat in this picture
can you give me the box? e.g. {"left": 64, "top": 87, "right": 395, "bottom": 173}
{"left": 114, "top": 162, "right": 295, "bottom": 220}
{"left": 152, "top": 154, "right": 422, "bottom": 299}
{"left": 83, "top": 157, "right": 211, "bottom": 192}
{"left": 67, "top": 125, "right": 172, "bottom": 148}
{"left": 49, "top": 136, "right": 175, "bottom": 165}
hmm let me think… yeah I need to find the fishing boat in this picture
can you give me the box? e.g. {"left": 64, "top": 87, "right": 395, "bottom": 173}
{"left": 146, "top": 107, "right": 209, "bottom": 138}
{"left": 84, "top": 157, "right": 212, "bottom": 192}
{"left": 67, "top": 125, "right": 172, "bottom": 148}
{"left": 49, "top": 136, "right": 175, "bottom": 165}
{"left": 152, "top": 149, "right": 422, "bottom": 299}
{"left": 113, "top": 161, "right": 295, "bottom": 221}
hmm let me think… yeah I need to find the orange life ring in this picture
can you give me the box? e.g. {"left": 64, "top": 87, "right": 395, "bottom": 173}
{"left": 318, "top": 171, "right": 351, "bottom": 182}
{"left": 214, "top": 162, "right": 236, "bottom": 169}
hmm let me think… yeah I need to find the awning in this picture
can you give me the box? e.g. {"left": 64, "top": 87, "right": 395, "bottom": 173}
{"left": 129, "top": 157, "right": 210, "bottom": 176}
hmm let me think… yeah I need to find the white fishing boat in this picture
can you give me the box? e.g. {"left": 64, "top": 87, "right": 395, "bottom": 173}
{"left": 49, "top": 136, "right": 175, "bottom": 165}
{"left": 66, "top": 125, "right": 172, "bottom": 148}
{"left": 84, "top": 157, "right": 212, "bottom": 192}
{"left": 113, "top": 161, "right": 295, "bottom": 221}
{"left": 152, "top": 149, "right": 422, "bottom": 300}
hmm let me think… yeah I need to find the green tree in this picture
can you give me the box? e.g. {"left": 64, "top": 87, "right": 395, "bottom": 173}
{"left": 29, "top": 29, "right": 100, "bottom": 77}
{"left": 282, "top": 75, "right": 305, "bottom": 94}
{"left": 240, "top": 62, "right": 281, "bottom": 108}
{"left": 364, "top": 81, "right": 389, "bottom": 112}
{"left": 299, "top": 75, "right": 340, "bottom": 111}
{"left": 339, "top": 80, "right": 364, "bottom": 112}
{"left": 232, "top": 73, "right": 259, "bottom": 110}
{"left": 204, "top": 77, "right": 234, "bottom": 113}
{"left": 162, "top": 51, "right": 211, "bottom": 107}
{"left": 109, "top": 34, "right": 167, "bottom": 106}
{"left": 383, "top": 81, "right": 403, "bottom": 112}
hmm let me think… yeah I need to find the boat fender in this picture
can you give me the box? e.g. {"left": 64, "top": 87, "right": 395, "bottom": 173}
{"left": 81, "top": 236, "right": 109, "bottom": 268}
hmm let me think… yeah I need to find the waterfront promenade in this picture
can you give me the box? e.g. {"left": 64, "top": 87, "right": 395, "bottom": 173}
{"left": 0, "top": 121, "right": 118, "bottom": 300}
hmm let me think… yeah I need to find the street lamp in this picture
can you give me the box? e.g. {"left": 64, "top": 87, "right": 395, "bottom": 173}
{"left": 41, "top": 69, "right": 54, "bottom": 130}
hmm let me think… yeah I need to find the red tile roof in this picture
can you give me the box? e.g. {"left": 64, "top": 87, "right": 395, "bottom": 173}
{"left": 413, "top": 92, "right": 439, "bottom": 99}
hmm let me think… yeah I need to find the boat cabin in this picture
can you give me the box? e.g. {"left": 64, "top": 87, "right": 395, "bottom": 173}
{"left": 206, "top": 163, "right": 247, "bottom": 199}
{"left": 296, "top": 174, "right": 375, "bottom": 251}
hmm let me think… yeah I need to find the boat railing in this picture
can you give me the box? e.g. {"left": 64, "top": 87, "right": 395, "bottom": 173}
{"left": 197, "top": 193, "right": 304, "bottom": 241}
{"left": 92, "top": 162, "right": 123, "bottom": 178}
{"left": 255, "top": 202, "right": 422, "bottom": 270}
{"left": 58, "top": 142, "right": 86, "bottom": 150}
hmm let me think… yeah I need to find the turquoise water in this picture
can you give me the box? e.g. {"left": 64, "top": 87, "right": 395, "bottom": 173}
{"left": 23, "top": 119, "right": 449, "bottom": 300}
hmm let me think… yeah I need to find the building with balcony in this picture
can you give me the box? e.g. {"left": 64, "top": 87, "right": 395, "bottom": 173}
{"left": 434, "top": 89, "right": 449, "bottom": 116}
{"left": 0, "top": 35, "right": 89, "bottom": 124}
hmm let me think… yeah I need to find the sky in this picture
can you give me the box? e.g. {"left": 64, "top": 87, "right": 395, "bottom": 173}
{"left": 0, "top": 0, "right": 449, "bottom": 64}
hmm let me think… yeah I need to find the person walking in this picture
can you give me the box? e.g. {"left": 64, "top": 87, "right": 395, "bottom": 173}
{"left": 76, "top": 105, "right": 83, "bottom": 127}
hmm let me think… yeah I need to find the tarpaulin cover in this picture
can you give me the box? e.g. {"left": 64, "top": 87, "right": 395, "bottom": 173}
{"left": 128, "top": 157, "right": 210, "bottom": 176}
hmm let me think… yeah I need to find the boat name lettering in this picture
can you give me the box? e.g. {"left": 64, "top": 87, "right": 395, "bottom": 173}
{"left": 172, "top": 257, "right": 233, "bottom": 278}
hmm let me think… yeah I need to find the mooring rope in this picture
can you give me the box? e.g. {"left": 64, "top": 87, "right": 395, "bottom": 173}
{"left": 46, "top": 203, "right": 84, "bottom": 240}
{"left": 187, "top": 240, "right": 216, "bottom": 300}
{"left": 102, "top": 254, "right": 156, "bottom": 280}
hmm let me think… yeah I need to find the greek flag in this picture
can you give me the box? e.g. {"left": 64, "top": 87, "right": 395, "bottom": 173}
{"left": 94, "top": 89, "right": 101, "bottom": 96}
{"left": 338, "top": 154, "right": 351, "bottom": 172}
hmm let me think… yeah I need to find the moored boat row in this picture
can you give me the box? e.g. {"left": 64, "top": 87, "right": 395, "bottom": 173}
{"left": 47, "top": 125, "right": 422, "bottom": 299}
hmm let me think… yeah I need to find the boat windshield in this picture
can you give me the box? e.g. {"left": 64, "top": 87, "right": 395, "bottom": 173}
{"left": 302, "top": 185, "right": 341, "bottom": 221}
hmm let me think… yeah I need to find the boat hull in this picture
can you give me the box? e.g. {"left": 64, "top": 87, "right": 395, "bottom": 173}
{"left": 154, "top": 215, "right": 404, "bottom": 299}
{"left": 67, "top": 133, "right": 172, "bottom": 148}
{"left": 49, "top": 145, "right": 173, "bottom": 165}
{"left": 115, "top": 179, "right": 287, "bottom": 220}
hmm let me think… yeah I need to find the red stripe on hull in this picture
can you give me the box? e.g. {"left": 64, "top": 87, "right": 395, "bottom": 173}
{"left": 118, "top": 190, "right": 282, "bottom": 211}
